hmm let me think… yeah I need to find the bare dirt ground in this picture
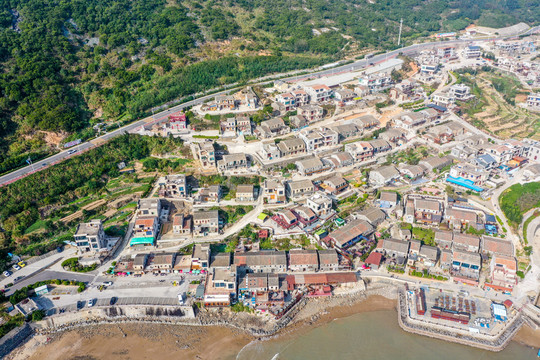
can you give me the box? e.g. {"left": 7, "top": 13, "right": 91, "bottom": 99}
{"left": 379, "top": 107, "right": 402, "bottom": 127}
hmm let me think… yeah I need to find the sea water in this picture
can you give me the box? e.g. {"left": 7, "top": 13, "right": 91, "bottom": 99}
{"left": 236, "top": 310, "right": 536, "bottom": 360}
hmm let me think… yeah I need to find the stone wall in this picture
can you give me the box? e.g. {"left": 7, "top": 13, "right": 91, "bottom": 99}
{"left": 0, "top": 324, "right": 33, "bottom": 358}
{"left": 39, "top": 305, "right": 195, "bottom": 331}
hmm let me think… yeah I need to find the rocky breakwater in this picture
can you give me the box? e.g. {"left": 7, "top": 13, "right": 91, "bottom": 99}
{"left": 397, "top": 289, "right": 524, "bottom": 352}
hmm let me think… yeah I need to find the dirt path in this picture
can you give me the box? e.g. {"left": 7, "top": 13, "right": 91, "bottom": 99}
{"left": 60, "top": 199, "right": 107, "bottom": 223}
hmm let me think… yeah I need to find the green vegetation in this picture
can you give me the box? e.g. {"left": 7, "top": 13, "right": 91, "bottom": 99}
{"left": 411, "top": 227, "right": 435, "bottom": 246}
{"left": 385, "top": 147, "right": 428, "bottom": 166}
{"left": 500, "top": 182, "right": 540, "bottom": 227}
{"left": 360, "top": 243, "right": 377, "bottom": 262}
{"left": 455, "top": 68, "right": 540, "bottom": 139}
{"left": 231, "top": 302, "right": 253, "bottom": 313}
{"left": 464, "top": 225, "right": 485, "bottom": 236}
{"left": 31, "top": 309, "right": 45, "bottom": 322}
{"left": 9, "top": 279, "right": 86, "bottom": 305}
{"left": 0, "top": 314, "right": 24, "bottom": 338}
{"left": 491, "top": 74, "right": 523, "bottom": 106}
{"left": 260, "top": 237, "right": 296, "bottom": 251}
{"left": 409, "top": 269, "right": 448, "bottom": 281}
{"left": 142, "top": 158, "right": 191, "bottom": 172}
{"left": 387, "top": 266, "right": 405, "bottom": 274}
{"left": 217, "top": 205, "right": 254, "bottom": 225}
{"left": 192, "top": 135, "right": 219, "bottom": 140}
{"left": 0, "top": 134, "right": 185, "bottom": 259}
{"left": 1, "top": 0, "right": 537, "bottom": 171}
{"left": 61, "top": 257, "right": 98, "bottom": 273}
{"left": 224, "top": 224, "right": 259, "bottom": 252}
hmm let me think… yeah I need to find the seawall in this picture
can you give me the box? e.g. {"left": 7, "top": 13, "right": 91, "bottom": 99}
{"left": 396, "top": 289, "right": 523, "bottom": 352}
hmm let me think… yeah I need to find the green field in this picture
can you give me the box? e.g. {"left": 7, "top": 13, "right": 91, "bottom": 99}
{"left": 500, "top": 182, "right": 540, "bottom": 227}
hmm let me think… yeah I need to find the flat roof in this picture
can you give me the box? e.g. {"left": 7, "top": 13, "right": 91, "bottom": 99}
{"left": 446, "top": 176, "right": 484, "bottom": 192}
{"left": 130, "top": 237, "right": 154, "bottom": 246}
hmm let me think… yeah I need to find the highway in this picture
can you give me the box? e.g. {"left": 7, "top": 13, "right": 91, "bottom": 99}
{"left": 1, "top": 25, "right": 538, "bottom": 188}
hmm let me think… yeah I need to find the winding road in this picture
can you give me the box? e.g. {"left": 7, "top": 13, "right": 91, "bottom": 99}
{"left": 1, "top": 25, "right": 539, "bottom": 188}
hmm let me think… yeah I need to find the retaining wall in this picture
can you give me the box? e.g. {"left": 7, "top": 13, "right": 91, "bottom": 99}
{"left": 40, "top": 305, "right": 195, "bottom": 330}
{"left": 0, "top": 324, "right": 33, "bottom": 358}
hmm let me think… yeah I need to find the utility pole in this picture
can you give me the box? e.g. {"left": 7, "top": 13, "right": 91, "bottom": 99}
{"left": 397, "top": 18, "right": 403, "bottom": 47}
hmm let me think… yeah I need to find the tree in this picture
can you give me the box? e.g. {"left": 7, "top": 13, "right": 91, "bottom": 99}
{"left": 31, "top": 309, "right": 45, "bottom": 321}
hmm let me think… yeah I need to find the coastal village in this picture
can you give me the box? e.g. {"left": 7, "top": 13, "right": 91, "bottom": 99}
{"left": 2, "top": 28, "right": 540, "bottom": 355}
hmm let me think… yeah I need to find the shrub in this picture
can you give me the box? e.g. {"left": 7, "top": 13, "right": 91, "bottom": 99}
{"left": 31, "top": 309, "right": 45, "bottom": 322}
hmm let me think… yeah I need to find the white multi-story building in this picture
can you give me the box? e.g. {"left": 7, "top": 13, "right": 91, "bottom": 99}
{"left": 527, "top": 92, "right": 540, "bottom": 110}
{"left": 464, "top": 45, "right": 482, "bottom": 58}
{"left": 449, "top": 84, "right": 474, "bottom": 101}
{"left": 74, "top": 219, "right": 107, "bottom": 253}
{"left": 306, "top": 192, "right": 333, "bottom": 216}
{"left": 304, "top": 84, "right": 333, "bottom": 103}
{"left": 299, "top": 127, "right": 338, "bottom": 152}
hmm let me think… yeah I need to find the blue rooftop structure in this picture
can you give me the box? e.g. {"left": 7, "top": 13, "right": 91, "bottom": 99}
{"left": 485, "top": 214, "right": 496, "bottom": 224}
{"left": 446, "top": 176, "right": 484, "bottom": 192}
{"left": 473, "top": 154, "right": 497, "bottom": 169}
{"left": 427, "top": 103, "right": 447, "bottom": 112}
{"left": 485, "top": 224, "right": 497, "bottom": 235}
{"left": 129, "top": 237, "right": 154, "bottom": 246}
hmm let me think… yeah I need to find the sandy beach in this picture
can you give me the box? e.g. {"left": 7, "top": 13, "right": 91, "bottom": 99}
{"left": 14, "top": 324, "right": 252, "bottom": 360}
{"left": 9, "top": 288, "right": 397, "bottom": 360}
{"left": 513, "top": 325, "right": 540, "bottom": 348}
{"left": 8, "top": 289, "right": 540, "bottom": 359}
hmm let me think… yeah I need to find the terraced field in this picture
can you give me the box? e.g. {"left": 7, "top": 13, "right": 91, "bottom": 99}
{"left": 465, "top": 73, "right": 540, "bottom": 140}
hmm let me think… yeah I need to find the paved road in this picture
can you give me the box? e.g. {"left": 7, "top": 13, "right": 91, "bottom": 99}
{"left": 3, "top": 270, "right": 95, "bottom": 296}
{"left": 1, "top": 26, "right": 538, "bottom": 188}
{"left": 0, "top": 119, "right": 147, "bottom": 186}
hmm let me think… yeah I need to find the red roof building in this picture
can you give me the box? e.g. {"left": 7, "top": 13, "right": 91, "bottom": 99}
{"left": 364, "top": 252, "right": 383, "bottom": 270}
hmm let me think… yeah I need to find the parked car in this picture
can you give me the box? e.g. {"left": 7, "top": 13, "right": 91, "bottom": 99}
{"left": 177, "top": 293, "right": 185, "bottom": 305}
{"left": 110, "top": 297, "right": 118, "bottom": 305}
{"left": 87, "top": 299, "right": 95, "bottom": 307}
{"left": 103, "top": 281, "right": 113, "bottom": 287}
{"left": 3, "top": 271, "right": 11, "bottom": 277}
{"left": 18, "top": 261, "right": 26, "bottom": 268}
{"left": 12, "top": 264, "right": 21, "bottom": 271}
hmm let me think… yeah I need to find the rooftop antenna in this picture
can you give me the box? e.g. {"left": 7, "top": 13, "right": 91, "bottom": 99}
{"left": 397, "top": 18, "right": 403, "bottom": 47}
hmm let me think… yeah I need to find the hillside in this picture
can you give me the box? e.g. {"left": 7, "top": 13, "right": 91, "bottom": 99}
{"left": 0, "top": 0, "right": 538, "bottom": 172}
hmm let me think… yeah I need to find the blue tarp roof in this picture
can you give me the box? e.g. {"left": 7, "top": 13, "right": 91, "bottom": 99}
{"left": 446, "top": 176, "right": 484, "bottom": 192}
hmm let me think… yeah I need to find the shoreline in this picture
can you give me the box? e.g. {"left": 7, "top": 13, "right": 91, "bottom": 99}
{"left": 8, "top": 284, "right": 540, "bottom": 359}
